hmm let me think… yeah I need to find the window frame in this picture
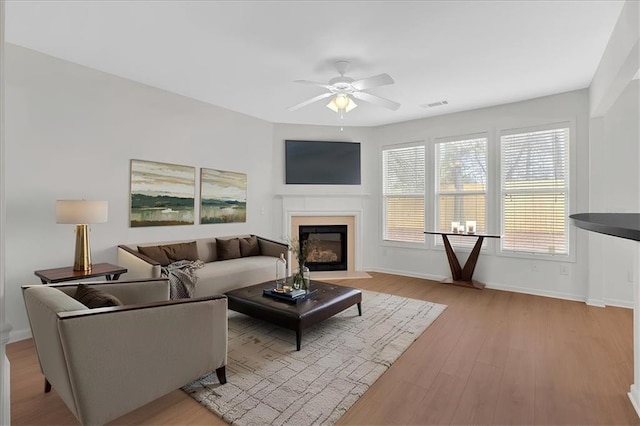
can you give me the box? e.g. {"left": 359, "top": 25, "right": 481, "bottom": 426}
{"left": 497, "top": 121, "right": 576, "bottom": 262}
{"left": 433, "top": 133, "right": 489, "bottom": 251}
{"left": 380, "top": 141, "right": 427, "bottom": 249}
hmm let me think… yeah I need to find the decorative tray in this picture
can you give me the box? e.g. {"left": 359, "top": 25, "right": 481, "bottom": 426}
{"left": 263, "top": 288, "right": 318, "bottom": 303}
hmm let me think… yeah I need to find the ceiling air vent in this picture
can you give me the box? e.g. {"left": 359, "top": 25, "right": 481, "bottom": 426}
{"left": 421, "top": 100, "right": 449, "bottom": 108}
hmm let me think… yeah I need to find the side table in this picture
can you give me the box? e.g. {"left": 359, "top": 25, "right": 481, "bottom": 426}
{"left": 424, "top": 231, "right": 501, "bottom": 289}
{"left": 34, "top": 263, "right": 127, "bottom": 284}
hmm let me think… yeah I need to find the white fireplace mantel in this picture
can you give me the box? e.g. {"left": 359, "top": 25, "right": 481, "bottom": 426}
{"left": 279, "top": 194, "right": 367, "bottom": 272}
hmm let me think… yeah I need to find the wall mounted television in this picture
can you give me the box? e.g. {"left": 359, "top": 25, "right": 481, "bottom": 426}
{"left": 285, "top": 140, "right": 361, "bottom": 185}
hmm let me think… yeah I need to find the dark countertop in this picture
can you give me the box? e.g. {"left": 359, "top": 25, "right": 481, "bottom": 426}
{"left": 570, "top": 213, "right": 640, "bottom": 242}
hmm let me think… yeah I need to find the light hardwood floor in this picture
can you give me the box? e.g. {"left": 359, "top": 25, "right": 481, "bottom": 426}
{"left": 8, "top": 272, "right": 640, "bottom": 425}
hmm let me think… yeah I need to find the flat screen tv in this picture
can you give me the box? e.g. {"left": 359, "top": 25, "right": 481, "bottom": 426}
{"left": 285, "top": 140, "right": 361, "bottom": 185}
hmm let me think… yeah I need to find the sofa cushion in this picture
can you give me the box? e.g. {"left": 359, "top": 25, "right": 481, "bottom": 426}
{"left": 138, "top": 241, "right": 199, "bottom": 266}
{"left": 217, "top": 238, "right": 241, "bottom": 260}
{"left": 74, "top": 284, "right": 124, "bottom": 308}
{"left": 193, "top": 255, "right": 279, "bottom": 297}
{"left": 163, "top": 241, "right": 199, "bottom": 262}
{"left": 197, "top": 240, "right": 217, "bottom": 263}
{"left": 138, "top": 245, "right": 172, "bottom": 266}
{"left": 240, "top": 236, "right": 260, "bottom": 257}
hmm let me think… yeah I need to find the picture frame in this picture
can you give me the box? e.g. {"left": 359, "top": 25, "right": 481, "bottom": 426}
{"left": 200, "top": 167, "right": 247, "bottom": 224}
{"left": 129, "top": 159, "right": 196, "bottom": 227}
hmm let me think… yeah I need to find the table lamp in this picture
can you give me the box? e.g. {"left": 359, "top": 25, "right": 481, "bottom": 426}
{"left": 56, "top": 200, "right": 108, "bottom": 271}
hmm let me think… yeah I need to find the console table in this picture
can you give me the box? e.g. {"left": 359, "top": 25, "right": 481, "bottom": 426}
{"left": 34, "top": 263, "right": 127, "bottom": 284}
{"left": 424, "top": 231, "right": 501, "bottom": 289}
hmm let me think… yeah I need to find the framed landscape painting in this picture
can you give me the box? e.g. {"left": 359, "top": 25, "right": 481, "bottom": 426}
{"left": 130, "top": 159, "right": 195, "bottom": 227}
{"left": 200, "top": 168, "right": 247, "bottom": 224}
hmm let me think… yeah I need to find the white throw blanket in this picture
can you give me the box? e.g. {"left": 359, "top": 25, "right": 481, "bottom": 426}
{"left": 161, "top": 260, "right": 204, "bottom": 299}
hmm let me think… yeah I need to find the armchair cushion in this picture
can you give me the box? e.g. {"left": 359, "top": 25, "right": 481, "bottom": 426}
{"left": 73, "top": 284, "right": 123, "bottom": 308}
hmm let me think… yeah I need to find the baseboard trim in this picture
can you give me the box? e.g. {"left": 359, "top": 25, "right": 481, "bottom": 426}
{"left": 603, "top": 298, "right": 634, "bottom": 309}
{"left": 629, "top": 384, "right": 640, "bottom": 419}
{"left": 8, "top": 328, "right": 31, "bottom": 344}
{"left": 473, "top": 281, "right": 587, "bottom": 304}
{"left": 586, "top": 298, "right": 607, "bottom": 308}
{"left": 366, "top": 268, "right": 592, "bottom": 304}
{"left": 365, "top": 267, "right": 445, "bottom": 283}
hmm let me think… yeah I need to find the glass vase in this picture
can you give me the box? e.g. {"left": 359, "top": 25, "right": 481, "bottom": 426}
{"left": 275, "top": 253, "right": 286, "bottom": 290}
{"left": 302, "top": 265, "right": 310, "bottom": 292}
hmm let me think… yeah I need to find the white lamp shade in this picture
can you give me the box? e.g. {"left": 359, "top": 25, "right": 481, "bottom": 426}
{"left": 56, "top": 200, "right": 108, "bottom": 224}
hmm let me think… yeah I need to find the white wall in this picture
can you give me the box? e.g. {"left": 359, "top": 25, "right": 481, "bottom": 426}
{"left": 597, "top": 79, "right": 640, "bottom": 306}
{"left": 587, "top": 0, "right": 640, "bottom": 309}
{"left": 369, "top": 90, "right": 591, "bottom": 301}
{"left": 0, "top": 1, "right": 13, "bottom": 423}
{"left": 270, "top": 124, "right": 378, "bottom": 264}
{"left": 590, "top": 0, "right": 639, "bottom": 117}
{"left": 5, "top": 44, "right": 275, "bottom": 339}
{"left": 589, "top": 1, "right": 640, "bottom": 412}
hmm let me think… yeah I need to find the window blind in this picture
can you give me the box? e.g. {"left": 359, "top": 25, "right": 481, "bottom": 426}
{"left": 382, "top": 145, "right": 425, "bottom": 243}
{"left": 501, "top": 127, "right": 569, "bottom": 255}
{"left": 436, "top": 137, "right": 487, "bottom": 248}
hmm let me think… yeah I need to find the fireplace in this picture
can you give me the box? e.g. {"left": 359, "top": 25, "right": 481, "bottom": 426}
{"left": 299, "top": 225, "right": 348, "bottom": 271}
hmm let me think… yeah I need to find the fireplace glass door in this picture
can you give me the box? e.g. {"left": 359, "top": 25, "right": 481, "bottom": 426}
{"left": 299, "top": 225, "right": 348, "bottom": 271}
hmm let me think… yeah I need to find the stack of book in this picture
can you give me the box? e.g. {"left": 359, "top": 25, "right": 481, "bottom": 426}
{"left": 262, "top": 288, "right": 317, "bottom": 303}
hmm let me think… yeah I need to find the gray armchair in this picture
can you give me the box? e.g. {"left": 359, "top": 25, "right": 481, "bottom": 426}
{"left": 22, "top": 278, "right": 227, "bottom": 426}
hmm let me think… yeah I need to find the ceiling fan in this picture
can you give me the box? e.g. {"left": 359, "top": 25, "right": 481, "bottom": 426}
{"left": 288, "top": 61, "right": 401, "bottom": 117}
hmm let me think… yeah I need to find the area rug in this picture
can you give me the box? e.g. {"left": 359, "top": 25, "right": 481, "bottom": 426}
{"left": 183, "top": 290, "right": 446, "bottom": 426}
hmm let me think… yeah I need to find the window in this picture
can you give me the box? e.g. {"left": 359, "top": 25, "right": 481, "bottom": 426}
{"left": 500, "top": 126, "right": 569, "bottom": 255}
{"left": 435, "top": 136, "right": 487, "bottom": 248}
{"left": 382, "top": 145, "right": 425, "bottom": 243}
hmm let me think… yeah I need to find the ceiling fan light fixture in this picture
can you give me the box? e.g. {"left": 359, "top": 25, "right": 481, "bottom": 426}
{"left": 334, "top": 93, "right": 350, "bottom": 109}
{"left": 290, "top": 61, "right": 398, "bottom": 114}
{"left": 327, "top": 94, "right": 357, "bottom": 113}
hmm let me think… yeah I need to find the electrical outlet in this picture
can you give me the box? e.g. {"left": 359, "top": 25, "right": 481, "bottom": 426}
{"left": 560, "top": 265, "right": 569, "bottom": 275}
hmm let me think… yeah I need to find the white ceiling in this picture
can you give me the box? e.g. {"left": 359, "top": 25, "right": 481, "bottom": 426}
{"left": 5, "top": 1, "right": 625, "bottom": 127}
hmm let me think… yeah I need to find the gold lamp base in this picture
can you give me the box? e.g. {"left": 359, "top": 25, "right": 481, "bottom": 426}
{"left": 73, "top": 224, "right": 92, "bottom": 271}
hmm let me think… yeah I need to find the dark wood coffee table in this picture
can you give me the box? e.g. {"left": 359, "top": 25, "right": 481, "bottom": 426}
{"left": 225, "top": 280, "right": 362, "bottom": 351}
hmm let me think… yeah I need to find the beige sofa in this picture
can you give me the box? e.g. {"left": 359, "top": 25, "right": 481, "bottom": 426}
{"left": 22, "top": 278, "right": 227, "bottom": 426}
{"left": 117, "top": 235, "right": 289, "bottom": 297}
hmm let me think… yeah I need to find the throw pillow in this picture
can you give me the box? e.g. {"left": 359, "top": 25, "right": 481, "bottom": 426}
{"left": 163, "top": 241, "right": 199, "bottom": 263}
{"left": 138, "top": 242, "right": 199, "bottom": 266}
{"left": 138, "top": 245, "right": 173, "bottom": 266}
{"left": 239, "top": 235, "right": 261, "bottom": 257}
{"left": 73, "top": 284, "right": 123, "bottom": 308}
{"left": 217, "top": 238, "right": 241, "bottom": 260}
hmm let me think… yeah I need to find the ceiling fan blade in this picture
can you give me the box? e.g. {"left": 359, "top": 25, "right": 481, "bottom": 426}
{"left": 351, "top": 73, "right": 394, "bottom": 91}
{"left": 294, "top": 80, "right": 333, "bottom": 90}
{"left": 287, "top": 92, "right": 333, "bottom": 111}
{"left": 352, "top": 91, "right": 401, "bottom": 111}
